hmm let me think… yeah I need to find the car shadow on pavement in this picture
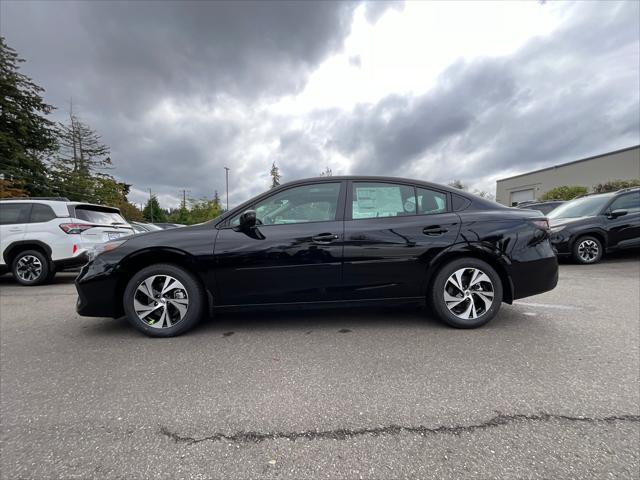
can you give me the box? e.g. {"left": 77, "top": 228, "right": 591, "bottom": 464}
{"left": 0, "top": 271, "right": 78, "bottom": 286}
{"left": 79, "top": 302, "right": 539, "bottom": 340}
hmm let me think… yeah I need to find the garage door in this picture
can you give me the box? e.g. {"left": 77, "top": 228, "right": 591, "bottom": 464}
{"left": 510, "top": 189, "right": 535, "bottom": 206}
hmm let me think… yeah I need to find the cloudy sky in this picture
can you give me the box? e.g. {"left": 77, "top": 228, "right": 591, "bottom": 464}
{"left": 2, "top": 0, "right": 639, "bottom": 208}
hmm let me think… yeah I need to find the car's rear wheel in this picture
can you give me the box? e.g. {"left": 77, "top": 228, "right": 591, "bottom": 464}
{"left": 572, "top": 235, "right": 603, "bottom": 264}
{"left": 11, "top": 250, "right": 51, "bottom": 286}
{"left": 123, "top": 264, "right": 205, "bottom": 337}
{"left": 430, "top": 258, "right": 503, "bottom": 328}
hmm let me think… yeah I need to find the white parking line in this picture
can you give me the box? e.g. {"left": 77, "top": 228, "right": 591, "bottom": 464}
{"left": 514, "top": 302, "right": 581, "bottom": 310}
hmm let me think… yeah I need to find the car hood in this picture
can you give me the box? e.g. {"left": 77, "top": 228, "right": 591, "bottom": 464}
{"left": 549, "top": 216, "right": 592, "bottom": 228}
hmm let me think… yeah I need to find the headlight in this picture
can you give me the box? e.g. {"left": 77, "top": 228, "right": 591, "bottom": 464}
{"left": 88, "top": 240, "right": 127, "bottom": 261}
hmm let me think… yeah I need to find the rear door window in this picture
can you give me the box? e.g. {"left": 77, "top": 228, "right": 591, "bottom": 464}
{"left": 416, "top": 187, "right": 447, "bottom": 215}
{"left": 30, "top": 204, "right": 57, "bottom": 223}
{"left": 74, "top": 206, "right": 127, "bottom": 225}
{"left": 351, "top": 182, "right": 416, "bottom": 219}
{"left": 0, "top": 203, "right": 32, "bottom": 225}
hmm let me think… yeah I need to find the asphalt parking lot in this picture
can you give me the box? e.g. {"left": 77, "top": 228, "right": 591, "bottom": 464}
{"left": 1, "top": 253, "right": 639, "bottom": 479}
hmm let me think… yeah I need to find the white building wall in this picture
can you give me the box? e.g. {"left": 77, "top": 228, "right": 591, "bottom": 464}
{"left": 495, "top": 146, "right": 640, "bottom": 206}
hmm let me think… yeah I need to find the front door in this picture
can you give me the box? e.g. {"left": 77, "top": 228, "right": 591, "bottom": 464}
{"left": 342, "top": 181, "right": 461, "bottom": 300}
{"left": 605, "top": 191, "right": 640, "bottom": 248}
{"left": 214, "top": 181, "right": 346, "bottom": 305}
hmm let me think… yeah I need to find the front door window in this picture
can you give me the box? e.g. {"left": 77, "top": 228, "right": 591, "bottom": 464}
{"left": 231, "top": 183, "right": 341, "bottom": 226}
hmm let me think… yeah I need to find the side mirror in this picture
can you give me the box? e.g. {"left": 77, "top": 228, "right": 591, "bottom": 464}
{"left": 239, "top": 210, "right": 257, "bottom": 229}
{"left": 608, "top": 209, "right": 627, "bottom": 219}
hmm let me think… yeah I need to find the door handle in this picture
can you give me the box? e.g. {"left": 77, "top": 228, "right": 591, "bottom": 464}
{"left": 312, "top": 233, "right": 339, "bottom": 243}
{"left": 423, "top": 226, "right": 448, "bottom": 236}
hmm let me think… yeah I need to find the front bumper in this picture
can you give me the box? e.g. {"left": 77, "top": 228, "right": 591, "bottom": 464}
{"left": 75, "top": 257, "right": 122, "bottom": 318}
{"left": 549, "top": 230, "right": 572, "bottom": 256}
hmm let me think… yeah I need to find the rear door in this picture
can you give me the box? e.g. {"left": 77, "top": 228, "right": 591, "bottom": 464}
{"left": 0, "top": 203, "right": 31, "bottom": 265}
{"left": 24, "top": 203, "right": 70, "bottom": 261}
{"left": 342, "top": 181, "right": 461, "bottom": 300}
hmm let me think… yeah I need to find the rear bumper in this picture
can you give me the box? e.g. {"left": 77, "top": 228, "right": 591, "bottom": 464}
{"left": 54, "top": 252, "right": 89, "bottom": 270}
{"left": 507, "top": 255, "right": 559, "bottom": 300}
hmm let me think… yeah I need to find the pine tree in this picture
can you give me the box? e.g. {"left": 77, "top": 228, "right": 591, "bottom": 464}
{"left": 49, "top": 104, "right": 113, "bottom": 201}
{"left": 270, "top": 161, "right": 281, "bottom": 189}
{"left": 142, "top": 195, "right": 167, "bottom": 223}
{"left": 0, "top": 36, "right": 57, "bottom": 197}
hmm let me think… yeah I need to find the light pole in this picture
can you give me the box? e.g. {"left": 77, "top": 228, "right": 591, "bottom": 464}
{"left": 149, "top": 188, "right": 153, "bottom": 223}
{"left": 224, "top": 167, "right": 230, "bottom": 211}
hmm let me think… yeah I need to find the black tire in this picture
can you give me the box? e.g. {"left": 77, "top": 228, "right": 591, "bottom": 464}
{"left": 429, "top": 257, "right": 503, "bottom": 329}
{"left": 11, "top": 249, "right": 51, "bottom": 286}
{"left": 572, "top": 235, "right": 603, "bottom": 264}
{"left": 123, "top": 263, "right": 205, "bottom": 337}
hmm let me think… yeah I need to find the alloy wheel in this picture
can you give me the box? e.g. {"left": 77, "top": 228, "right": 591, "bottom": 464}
{"left": 16, "top": 255, "right": 43, "bottom": 282}
{"left": 133, "top": 275, "right": 189, "bottom": 328}
{"left": 577, "top": 239, "right": 599, "bottom": 263}
{"left": 443, "top": 267, "right": 495, "bottom": 320}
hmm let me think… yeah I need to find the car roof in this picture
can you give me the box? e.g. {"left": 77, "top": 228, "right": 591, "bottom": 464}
{"left": 276, "top": 175, "right": 468, "bottom": 194}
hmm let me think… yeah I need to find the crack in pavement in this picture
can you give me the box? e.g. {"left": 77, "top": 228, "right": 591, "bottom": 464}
{"left": 159, "top": 412, "right": 640, "bottom": 445}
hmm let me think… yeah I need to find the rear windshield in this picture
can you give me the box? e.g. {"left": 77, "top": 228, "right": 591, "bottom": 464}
{"left": 74, "top": 206, "right": 127, "bottom": 225}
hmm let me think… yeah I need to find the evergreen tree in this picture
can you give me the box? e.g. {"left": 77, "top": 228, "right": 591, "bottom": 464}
{"left": 0, "top": 36, "right": 57, "bottom": 197}
{"left": 270, "top": 161, "right": 281, "bottom": 189}
{"left": 50, "top": 106, "right": 112, "bottom": 201}
{"left": 142, "top": 195, "right": 167, "bottom": 223}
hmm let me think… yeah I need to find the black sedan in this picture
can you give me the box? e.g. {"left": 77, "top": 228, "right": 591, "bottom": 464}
{"left": 548, "top": 187, "right": 640, "bottom": 263}
{"left": 76, "top": 176, "right": 558, "bottom": 337}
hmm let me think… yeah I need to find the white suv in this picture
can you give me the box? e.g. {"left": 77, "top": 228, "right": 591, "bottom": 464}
{"left": 0, "top": 198, "right": 134, "bottom": 285}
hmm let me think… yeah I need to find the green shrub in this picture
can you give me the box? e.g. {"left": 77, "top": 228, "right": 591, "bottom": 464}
{"left": 592, "top": 179, "right": 640, "bottom": 193}
{"left": 540, "top": 185, "right": 588, "bottom": 201}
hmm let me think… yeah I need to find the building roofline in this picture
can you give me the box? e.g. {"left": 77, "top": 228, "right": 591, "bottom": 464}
{"left": 496, "top": 145, "right": 640, "bottom": 183}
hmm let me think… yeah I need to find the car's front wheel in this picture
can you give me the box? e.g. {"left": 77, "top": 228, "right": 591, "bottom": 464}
{"left": 11, "top": 250, "right": 51, "bottom": 286}
{"left": 430, "top": 258, "right": 503, "bottom": 328}
{"left": 123, "top": 264, "right": 205, "bottom": 337}
{"left": 572, "top": 235, "right": 603, "bottom": 264}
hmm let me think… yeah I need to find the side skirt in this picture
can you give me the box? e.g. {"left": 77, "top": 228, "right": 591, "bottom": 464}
{"left": 212, "top": 296, "right": 425, "bottom": 313}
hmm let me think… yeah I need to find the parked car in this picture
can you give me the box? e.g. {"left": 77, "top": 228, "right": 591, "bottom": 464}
{"left": 548, "top": 187, "right": 640, "bottom": 264}
{"left": 517, "top": 200, "right": 565, "bottom": 215}
{"left": 0, "top": 198, "right": 134, "bottom": 285}
{"left": 130, "top": 221, "right": 163, "bottom": 234}
{"left": 76, "top": 176, "right": 558, "bottom": 337}
{"left": 153, "top": 223, "right": 185, "bottom": 229}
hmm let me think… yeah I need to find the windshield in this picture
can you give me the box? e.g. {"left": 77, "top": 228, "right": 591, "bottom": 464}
{"left": 548, "top": 195, "right": 612, "bottom": 219}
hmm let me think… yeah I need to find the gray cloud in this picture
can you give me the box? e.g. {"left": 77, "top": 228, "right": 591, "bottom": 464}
{"left": 1, "top": 0, "right": 638, "bottom": 206}
{"left": 2, "top": 0, "right": 366, "bottom": 204}
{"left": 273, "top": 1, "right": 639, "bottom": 191}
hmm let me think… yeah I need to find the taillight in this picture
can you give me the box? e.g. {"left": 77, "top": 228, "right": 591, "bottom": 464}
{"left": 59, "top": 223, "right": 93, "bottom": 234}
{"left": 531, "top": 219, "right": 550, "bottom": 230}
